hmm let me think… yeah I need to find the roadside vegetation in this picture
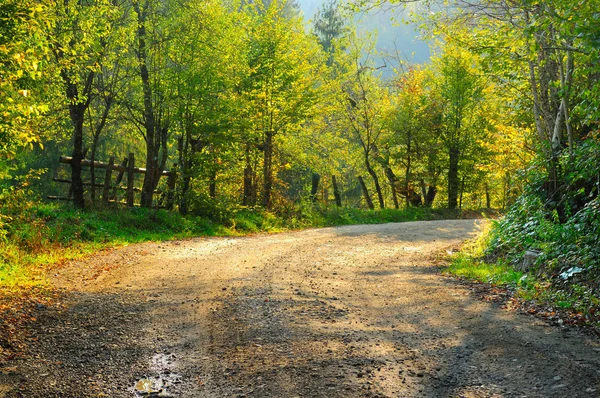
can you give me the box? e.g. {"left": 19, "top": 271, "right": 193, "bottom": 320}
{"left": 447, "top": 200, "right": 600, "bottom": 328}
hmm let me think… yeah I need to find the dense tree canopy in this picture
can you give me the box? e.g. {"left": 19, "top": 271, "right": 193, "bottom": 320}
{"left": 0, "top": 0, "right": 597, "bottom": 222}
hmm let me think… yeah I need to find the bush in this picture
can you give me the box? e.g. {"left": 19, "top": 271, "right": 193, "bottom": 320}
{"left": 483, "top": 139, "right": 600, "bottom": 314}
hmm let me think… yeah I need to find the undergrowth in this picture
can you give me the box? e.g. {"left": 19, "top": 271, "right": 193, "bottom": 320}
{"left": 446, "top": 221, "right": 600, "bottom": 326}
{"left": 0, "top": 201, "right": 219, "bottom": 294}
{"left": 447, "top": 140, "right": 600, "bottom": 326}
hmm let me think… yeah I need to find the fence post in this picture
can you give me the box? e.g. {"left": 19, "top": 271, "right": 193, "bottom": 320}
{"left": 127, "top": 152, "right": 135, "bottom": 207}
{"left": 102, "top": 156, "right": 115, "bottom": 203}
{"left": 111, "top": 157, "right": 128, "bottom": 201}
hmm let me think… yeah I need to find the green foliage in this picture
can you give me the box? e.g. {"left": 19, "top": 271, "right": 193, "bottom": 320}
{"left": 488, "top": 135, "right": 600, "bottom": 277}
{"left": 486, "top": 193, "right": 548, "bottom": 263}
{"left": 447, "top": 255, "right": 524, "bottom": 287}
{"left": 0, "top": 0, "right": 47, "bottom": 175}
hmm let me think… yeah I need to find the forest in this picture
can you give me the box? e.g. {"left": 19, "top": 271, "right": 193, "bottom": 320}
{"left": 1, "top": 0, "right": 599, "bottom": 315}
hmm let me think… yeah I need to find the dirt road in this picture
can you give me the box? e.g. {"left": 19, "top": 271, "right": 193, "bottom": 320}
{"left": 4, "top": 220, "right": 600, "bottom": 397}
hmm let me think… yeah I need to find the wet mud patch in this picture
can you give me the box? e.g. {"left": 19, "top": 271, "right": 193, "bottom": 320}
{"left": 132, "top": 353, "right": 182, "bottom": 397}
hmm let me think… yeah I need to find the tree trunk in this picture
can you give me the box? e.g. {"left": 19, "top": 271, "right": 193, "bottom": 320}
{"left": 243, "top": 166, "right": 253, "bottom": 206}
{"left": 405, "top": 138, "right": 412, "bottom": 208}
{"left": 243, "top": 143, "right": 253, "bottom": 206}
{"left": 126, "top": 152, "right": 135, "bottom": 207}
{"left": 485, "top": 182, "right": 491, "bottom": 209}
{"left": 426, "top": 185, "right": 437, "bottom": 207}
{"left": 372, "top": 145, "right": 398, "bottom": 209}
{"left": 420, "top": 179, "right": 437, "bottom": 207}
{"left": 69, "top": 106, "right": 85, "bottom": 209}
{"left": 251, "top": 167, "right": 258, "bottom": 206}
{"left": 310, "top": 173, "right": 320, "bottom": 203}
{"left": 365, "top": 157, "right": 384, "bottom": 209}
{"left": 332, "top": 175, "right": 342, "bottom": 207}
{"left": 134, "top": 0, "right": 158, "bottom": 208}
{"left": 179, "top": 173, "right": 191, "bottom": 214}
{"left": 262, "top": 130, "right": 274, "bottom": 209}
{"left": 178, "top": 134, "right": 191, "bottom": 215}
{"left": 166, "top": 164, "right": 177, "bottom": 210}
{"left": 90, "top": 145, "right": 97, "bottom": 204}
{"left": 448, "top": 146, "right": 460, "bottom": 209}
{"left": 56, "top": 19, "right": 96, "bottom": 209}
{"left": 63, "top": 72, "right": 95, "bottom": 210}
{"left": 209, "top": 170, "right": 217, "bottom": 198}
{"left": 89, "top": 98, "right": 111, "bottom": 204}
{"left": 358, "top": 176, "right": 374, "bottom": 210}
{"left": 380, "top": 167, "right": 398, "bottom": 209}
{"left": 459, "top": 175, "right": 465, "bottom": 209}
{"left": 420, "top": 179, "right": 427, "bottom": 207}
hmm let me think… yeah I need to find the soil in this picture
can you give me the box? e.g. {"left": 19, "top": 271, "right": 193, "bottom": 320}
{"left": 2, "top": 219, "right": 600, "bottom": 397}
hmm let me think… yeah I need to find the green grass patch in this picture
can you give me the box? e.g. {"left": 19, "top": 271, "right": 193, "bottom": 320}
{"left": 446, "top": 254, "right": 524, "bottom": 286}
{"left": 445, "top": 223, "right": 526, "bottom": 286}
{"left": 0, "top": 202, "right": 227, "bottom": 294}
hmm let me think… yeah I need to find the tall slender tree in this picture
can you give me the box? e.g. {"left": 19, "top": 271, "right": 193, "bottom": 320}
{"left": 243, "top": 0, "right": 324, "bottom": 208}
{"left": 49, "top": 0, "right": 123, "bottom": 208}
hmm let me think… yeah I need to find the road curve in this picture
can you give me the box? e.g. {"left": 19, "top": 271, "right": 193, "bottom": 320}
{"left": 6, "top": 220, "right": 600, "bottom": 397}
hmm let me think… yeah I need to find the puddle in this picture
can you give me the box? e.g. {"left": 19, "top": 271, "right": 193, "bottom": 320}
{"left": 132, "top": 353, "right": 182, "bottom": 397}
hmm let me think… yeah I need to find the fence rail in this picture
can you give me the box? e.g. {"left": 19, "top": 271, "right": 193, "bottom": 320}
{"left": 58, "top": 156, "right": 173, "bottom": 176}
{"left": 50, "top": 153, "right": 176, "bottom": 209}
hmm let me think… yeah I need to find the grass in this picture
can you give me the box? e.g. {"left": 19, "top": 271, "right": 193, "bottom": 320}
{"left": 446, "top": 255, "right": 524, "bottom": 286}
{"left": 444, "top": 222, "right": 525, "bottom": 286}
{"left": 0, "top": 203, "right": 231, "bottom": 294}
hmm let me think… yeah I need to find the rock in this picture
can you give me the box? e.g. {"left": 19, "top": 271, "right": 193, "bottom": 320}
{"left": 520, "top": 250, "right": 541, "bottom": 271}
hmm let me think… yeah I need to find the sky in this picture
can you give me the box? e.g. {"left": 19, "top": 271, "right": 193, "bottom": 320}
{"left": 297, "top": 0, "right": 431, "bottom": 74}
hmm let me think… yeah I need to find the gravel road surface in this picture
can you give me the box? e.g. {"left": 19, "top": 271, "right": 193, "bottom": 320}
{"left": 3, "top": 220, "right": 600, "bottom": 397}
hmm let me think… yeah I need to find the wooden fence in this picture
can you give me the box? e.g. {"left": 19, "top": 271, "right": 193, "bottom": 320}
{"left": 49, "top": 153, "right": 176, "bottom": 208}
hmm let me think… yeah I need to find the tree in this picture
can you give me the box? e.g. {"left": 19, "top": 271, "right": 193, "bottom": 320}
{"left": 335, "top": 32, "right": 390, "bottom": 209}
{"left": 49, "top": 0, "right": 127, "bottom": 208}
{"left": 312, "top": 0, "right": 346, "bottom": 66}
{"left": 429, "top": 1, "right": 599, "bottom": 212}
{"left": 167, "top": 0, "right": 245, "bottom": 213}
{"left": 432, "top": 43, "right": 487, "bottom": 209}
{"left": 243, "top": 0, "right": 325, "bottom": 209}
{"left": 389, "top": 67, "right": 442, "bottom": 207}
{"left": 0, "top": 0, "right": 47, "bottom": 176}
{"left": 129, "top": 0, "right": 168, "bottom": 208}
